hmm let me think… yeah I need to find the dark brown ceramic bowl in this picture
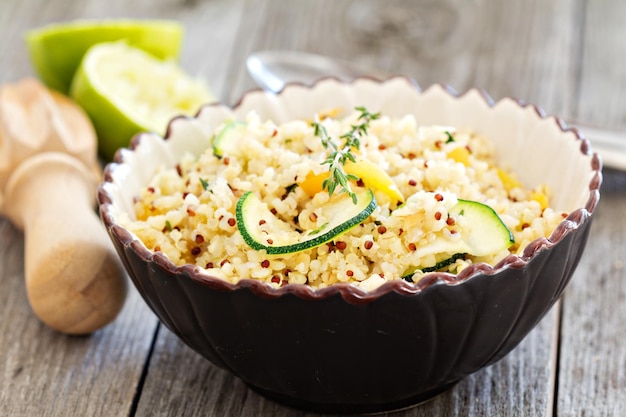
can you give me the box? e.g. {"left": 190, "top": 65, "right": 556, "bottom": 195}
{"left": 98, "top": 78, "right": 601, "bottom": 414}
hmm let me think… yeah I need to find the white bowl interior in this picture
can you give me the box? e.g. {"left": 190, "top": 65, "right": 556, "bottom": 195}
{"left": 104, "top": 78, "right": 596, "bottom": 224}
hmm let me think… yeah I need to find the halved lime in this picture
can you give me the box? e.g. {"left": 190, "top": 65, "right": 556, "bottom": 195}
{"left": 70, "top": 41, "right": 214, "bottom": 160}
{"left": 26, "top": 19, "right": 183, "bottom": 93}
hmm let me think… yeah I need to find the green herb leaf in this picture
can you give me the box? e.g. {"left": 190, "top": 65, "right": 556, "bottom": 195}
{"left": 285, "top": 183, "right": 298, "bottom": 194}
{"left": 311, "top": 106, "right": 380, "bottom": 204}
{"left": 308, "top": 222, "right": 329, "bottom": 236}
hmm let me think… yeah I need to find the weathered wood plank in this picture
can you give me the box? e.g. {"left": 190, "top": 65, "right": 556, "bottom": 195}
{"left": 0, "top": 1, "right": 165, "bottom": 416}
{"left": 0, "top": 218, "right": 159, "bottom": 417}
{"left": 225, "top": 0, "right": 580, "bottom": 115}
{"left": 1, "top": 0, "right": 623, "bottom": 415}
{"left": 575, "top": 1, "right": 626, "bottom": 128}
{"left": 558, "top": 169, "right": 626, "bottom": 417}
{"left": 556, "top": 1, "right": 626, "bottom": 415}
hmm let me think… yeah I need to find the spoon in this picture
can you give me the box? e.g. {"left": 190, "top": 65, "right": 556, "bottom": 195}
{"left": 246, "top": 50, "right": 389, "bottom": 93}
{"left": 246, "top": 50, "right": 626, "bottom": 171}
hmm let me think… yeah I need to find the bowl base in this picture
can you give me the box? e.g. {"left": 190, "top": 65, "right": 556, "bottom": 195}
{"left": 247, "top": 380, "right": 458, "bottom": 414}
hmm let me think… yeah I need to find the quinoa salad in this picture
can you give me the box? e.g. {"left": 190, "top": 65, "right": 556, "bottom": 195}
{"left": 122, "top": 108, "right": 567, "bottom": 291}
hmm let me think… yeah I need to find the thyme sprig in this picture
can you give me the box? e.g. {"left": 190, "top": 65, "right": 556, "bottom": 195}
{"left": 312, "top": 106, "right": 380, "bottom": 204}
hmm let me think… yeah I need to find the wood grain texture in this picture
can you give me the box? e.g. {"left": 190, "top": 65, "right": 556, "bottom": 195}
{"left": 0, "top": 219, "right": 159, "bottom": 417}
{"left": 556, "top": 1, "right": 626, "bottom": 415}
{"left": 576, "top": 0, "right": 626, "bottom": 128}
{"left": 225, "top": 0, "right": 581, "bottom": 115}
{"left": 0, "top": 0, "right": 624, "bottom": 415}
{"left": 557, "top": 170, "right": 626, "bottom": 417}
{"left": 0, "top": 0, "right": 161, "bottom": 416}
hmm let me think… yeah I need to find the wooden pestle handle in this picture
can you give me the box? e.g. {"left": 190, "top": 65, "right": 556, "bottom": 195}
{"left": 4, "top": 152, "right": 127, "bottom": 334}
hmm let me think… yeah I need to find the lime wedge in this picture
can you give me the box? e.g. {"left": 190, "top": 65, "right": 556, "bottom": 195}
{"left": 26, "top": 19, "right": 183, "bottom": 93}
{"left": 70, "top": 41, "right": 214, "bottom": 160}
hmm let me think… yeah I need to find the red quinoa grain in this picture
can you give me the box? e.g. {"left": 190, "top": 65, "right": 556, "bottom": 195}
{"left": 126, "top": 111, "right": 563, "bottom": 290}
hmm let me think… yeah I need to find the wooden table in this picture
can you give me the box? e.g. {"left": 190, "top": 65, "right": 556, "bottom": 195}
{"left": 1, "top": 1, "right": 625, "bottom": 415}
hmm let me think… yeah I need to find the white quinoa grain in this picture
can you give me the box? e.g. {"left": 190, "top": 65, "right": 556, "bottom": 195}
{"left": 124, "top": 111, "right": 564, "bottom": 290}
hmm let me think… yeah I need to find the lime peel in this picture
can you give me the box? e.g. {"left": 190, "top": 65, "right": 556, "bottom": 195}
{"left": 26, "top": 19, "right": 183, "bottom": 93}
{"left": 70, "top": 41, "right": 214, "bottom": 160}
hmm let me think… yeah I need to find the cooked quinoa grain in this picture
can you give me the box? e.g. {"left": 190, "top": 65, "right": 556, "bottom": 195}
{"left": 123, "top": 110, "right": 565, "bottom": 290}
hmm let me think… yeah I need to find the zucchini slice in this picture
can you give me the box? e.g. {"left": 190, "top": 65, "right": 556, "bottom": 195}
{"left": 402, "top": 199, "right": 514, "bottom": 279}
{"left": 450, "top": 199, "right": 514, "bottom": 257}
{"left": 212, "top": 121, "right": 246, "bottom": 158}
{"left": 402, "top": 253, "right": 467, "bottom": 281}
{"left": 236, "top": 189, "right": 377, "bottom": 255}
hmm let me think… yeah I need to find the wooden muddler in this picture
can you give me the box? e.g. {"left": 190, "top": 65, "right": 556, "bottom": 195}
{"left": 0, "top": 78, "right": 127, "bottom": 334}
{"left": 4, "top": 153, "right": 127, "bottom": 334}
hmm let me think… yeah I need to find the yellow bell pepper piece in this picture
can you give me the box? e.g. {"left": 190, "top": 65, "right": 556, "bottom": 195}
{"left": 345, "top": 158, "right": 404, "bottom": 203}
{"left": 305, "top": 108, "right": 345, "bottom": 124}
{"left": 530, "top": 190, "right": 549, "bottom": 211}
{"left": 497, "top": 168, "right": 523, "bottom": 192}
{"left": 300, "top": 171, "right": 328, "bottom": 197}
{"left": 446, "top": 146, "right": 471, "bottom": 166}
{"left": 299, "top": 158, "right": 404, "bottom": 203}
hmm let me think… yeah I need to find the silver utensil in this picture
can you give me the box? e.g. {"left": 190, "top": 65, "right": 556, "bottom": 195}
{"left": 246, "top": 50, "right": 625, "bottom": 171}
